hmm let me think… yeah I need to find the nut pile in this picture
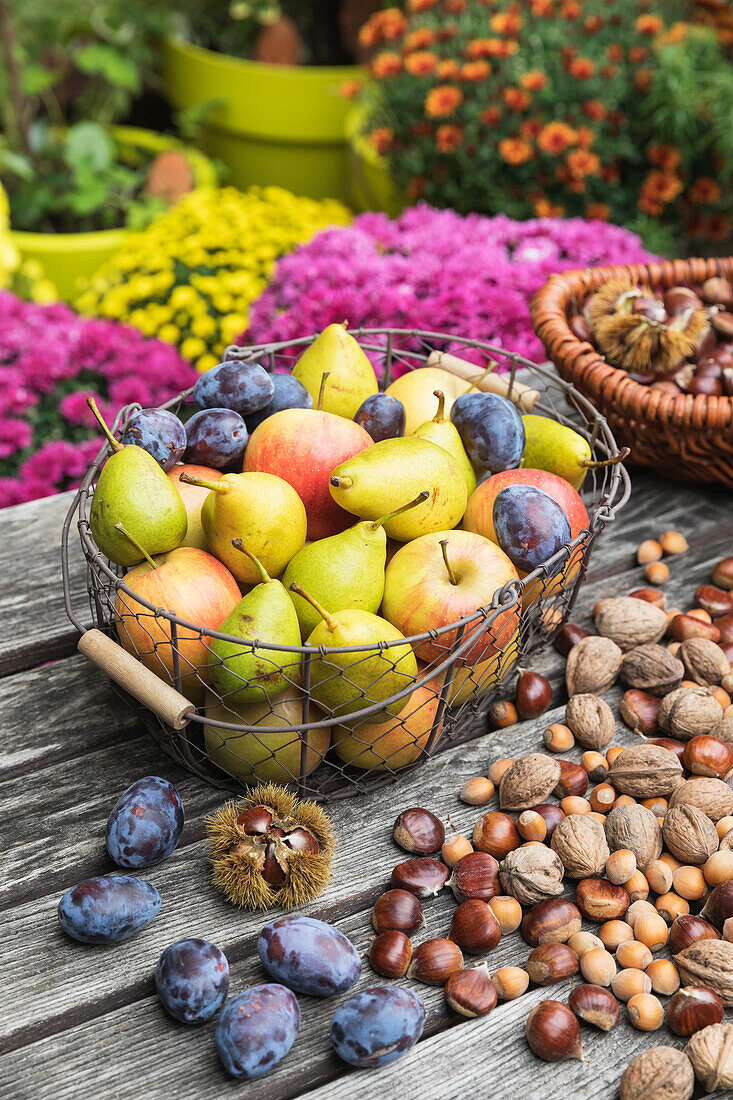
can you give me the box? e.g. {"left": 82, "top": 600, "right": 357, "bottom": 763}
{"left": 365, "top": 544, "right": 733, "bottom": 1095}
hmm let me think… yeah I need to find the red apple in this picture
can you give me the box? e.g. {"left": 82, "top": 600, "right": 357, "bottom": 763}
{"left": 463, "top": 468, "right": 589, "bottom": 543}
{"left": 168, "top": 464, "right": 222, "bottom": 550}
{"left": 244, "top": 408, "right": 372, "bottom": 539}
{"left": 381, "top": 529, "right": 520, "bottom": 665}
{"left": 115, "top": 547, "right": 241, "bottom": 703}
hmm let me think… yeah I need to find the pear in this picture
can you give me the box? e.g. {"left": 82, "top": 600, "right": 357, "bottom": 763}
{"left": 329, "top": 437, "right": 467, "bottom": 542}
{"left": 413, "top": 390, "right": 476, "bottom": 496}
{"left": 87, "top": 398, "right": 187, "bottom": 567}
{"left": 207, "top": 542, "right": 302, "bottom": 704}
{"left": 521, "top": 414, "right": 593, "bottom": 491}
{"left": 291, "top": 583, "right": 417, "bottom": 724}
{"left": 282, "top": 491, "right": 429, "bottom": 639}
{"left": 180, "top": 470, "right": 307, "bottom": 582}
{"left": 292, "top": 322, "right": 379, "bottom": 419}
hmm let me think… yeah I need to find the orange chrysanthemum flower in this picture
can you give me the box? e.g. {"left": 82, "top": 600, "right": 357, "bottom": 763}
{"left": 635, "top": 69, "right": 652, "bottom": 91}
{"left": 467, "top": 37, "right": 504, "bottom": 58}
{"left": 520, "top": 118, "right": 543, "bottom": 140}
{"left": 339, "top": 79, "right": 363, "bottom": 99}
{"left": 490, "top": 11, "right": 523, "bottom": 35}
{"left": 521, "top": 71, "right": 547, "bottom": 91}
{"left": 538, "top": 121, "right": 577, "bottom": 154}
{"left": 534, "top": 198, "right": 565, "bottom": 217}
{"left": 444, "top": 0, "right": 467, "bottom": 12}
{"left": 638, "top": 194, "right": 664, "bottom": 216}
{"left": 586, "top": 203, "right": 611, "bottom": 221}
{"left": 481, "top": 105, "right": 502, "bottom": 125}
{"left": 436, "top": 59, "right": 461, "bottom": 79}
{"left": 404, "top": 28, "right": 435, "bottom": 51}
{"left": 583, "top": 100, "right": 606, "bottom": 121}
{"left": 562, "top": 3, "right": 581, "bottom": 19}
{"left": 566, "top": 149, "right": 601, "bottom": 178}
{"left": 461, "top": 60, "right": 491, "bottom": 81}
{"left": 405, "top": 51, "right": 438, "bottom": 76}
{"left": 584, "top": 15, "right": 602, "bottom": 34}
{"left": 531, "top": 0, "right": 553, "bottom": 16}
{"left": 606, "top": 44, "right": 623, "bottom": 61}
{"left": 707, "top": 214, "right": 731, "bottom": 241}
{"left": 647, "top": 144, "right": 681, "bottom": 171}
{"left": 636, "top": 15, "right": 664, "bottom": 36}
{"left": 662, "top": 22, "right": 689, "bottom": 45}
{"left": 425, "top": 85, "right": 464, "bottom": 117}
{"left": 641, "top": 170, "right": 684, "bottom": 204}
{"left": 498, "top": 138, "right": 533, "bottom": 165}
{"left": 369, "top": 128, "right": 394, "bottom": 155}
{"left": 371, "top": 52, "right": 403, "bottom": 78}
{"left": 408, "top": 0, "right": 438, "bottom": 10}
{"left": 569, "top": 57, "right": 595, "bottom": 80}
{"left": 436, "top": 124, "right": 464, "bottom": 153}
{"left": 575, "top": 126, "right": 596, "bottom": 148}
{"left": 359, "top": 7, "right": 407, "bottom": 47}
{"left": 688, "top": 178, "right": 723, "bottom": 204}
{"left": 406, "top": 176, "right": 426, "bottom": 199}
{"left": 504, "top": 87, "right": 531, "bottom": 110}
{"left": 628, "top": 46, "right": 647, "bottom": 63}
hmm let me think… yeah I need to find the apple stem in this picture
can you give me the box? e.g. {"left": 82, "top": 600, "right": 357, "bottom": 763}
{"left": 231, "top": 539, "right": 271, "bottom": 584}
{"left": 87, "top": 397, "right": 123, "bottom": 453}
{"left": 371, "top": 489, "right": 429, "bottom": 529}
{"left": 114, "top": 522, "right": 157, "bottom": 569}
{"left": 317, "top": 371, "right": 331, "bottom": 412}
{"left": 580, "top": 447, "right": 630, "bottom": 469}
{"left": 179, "top": 472, "right": 227, "bottom": 493}
{"left": 439, "top": 538, "right": 460, "bottom": 586}
{"left": 289, "top": 582, "right": 339, "bottom": 633}
{"left": 329, "top": 473, "right": 354, "bottom": 489}
{"left": 432, "top": 389, "right": 446, "bottom": 423}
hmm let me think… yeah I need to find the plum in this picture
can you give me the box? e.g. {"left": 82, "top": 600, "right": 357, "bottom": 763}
{"left": 156, "top": 938, "right": 229, "bottom": 1023}
{"left": 122, "top": 409, "right": 187, "bottom": 471}
{"left": 354, "top": 393, "right": 405, "bottom": 441}
{"left": 245, "top": 374, "right": 312, "bottom": 432}
{"left": 106, "top": 776, "right": 184, "bottom": 869}
{"left": 492, "top": 484, "right": 571, "bottom": 572}
{"left": 450, "top": 393, "right": 525, "bottom": 475}
{"left": 215, "top": 984, "right": 300, "bottom": 1079}
{"left": 330, "top": 987, "right": 425, "bottom": 1068}
{"left": 193, "top": 360, "right": 274, "bottom": 415}
{"left": 257, "top": 916, "right": 361, "bottom": 996}
{"left": 58, "top": 876, "right": 161, "bottom": 944}
{"left": 184, "top": 407, "right": 247, "bottom": 468}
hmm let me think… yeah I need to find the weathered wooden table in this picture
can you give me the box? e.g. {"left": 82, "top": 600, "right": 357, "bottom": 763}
{"left": 1, "top": 470, "right": 731, "bottom": 1100}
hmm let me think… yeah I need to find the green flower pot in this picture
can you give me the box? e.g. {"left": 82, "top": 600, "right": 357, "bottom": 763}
{"left": 9, "top": 126, "right": 217, "bottom": 302}
{"left": 162, "top": 37, "right": 360, "bottom": 201}
{"left": 345, "top": 106, "right": 407, "bottom": 217}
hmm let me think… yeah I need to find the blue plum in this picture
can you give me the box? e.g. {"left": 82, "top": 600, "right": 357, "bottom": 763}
{"left": 193, "top": 360, "right": 274, "bottom": 415}
{"left": 215, "top": 984, "right": 300, "bottom": 1079}
{"left": 330, "top": 987, "right": 425, "bottom": 1068}
{"left": 184, "top": 408, "right": 247, "bottom": 468}
{"left": 122, "top": 409, "right": 187, "bottom": 471}
{"left": 245, "top": 373, "right": 313, "bottom": 432}
{"left": 58, "top": 876, "right": 161, "bottom": 944}
{"left": 106, "top": 776, "right": 184, "bottom": 869}
{"left": 450, "top": 393, "right": 525, "bottom": 475}
{"left": 492, "top": 484, "right": 571, "bottom": 572}
{"left": 257, "top": 916, "right": 361, "bottom": 996}
{"left": 156, "top": 938, "right": 229, "bottom": 1023}
{"left": 354, "top": 393, "right": 405, "bottom": 441}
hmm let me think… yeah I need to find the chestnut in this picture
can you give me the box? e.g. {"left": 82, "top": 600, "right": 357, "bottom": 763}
{"left": 697, "top": 585, "right": 733, "bottom": 618}
{"left": 629, "top": 587, "right": 667, "bottom": 609}
{"left": 445, "top": 964, "right": 497, "bottom": 1017}
{"left": 649, "top": 736, "right": 686, "bottom": 763}
{"left": 533, "top": 803, "right": 565, "bottom": 839}
{"left": 568, "top": 983, "right": 620, "bottom": 1030}
{"left": 554, "top": 759, "right": 589, "bottom": 799}
{"left": 390, "top": 858, "right": 450, "bottom": 898}
{"left": 575, "top": 878, "right": 630, "bottom": 922}
{"left": 393, "top": 808, "right": 445, "bottom": 854}
{"left": 368, "top": 931, "right": 412, "bottom": 978}
{"left": 669, "top": 614, "right": 721, "bottom": 643}
{"left": 448, "top": 851, "right": 500, "bottom": 903}
{"left": 515, "top": 669, "right": 553, "bottom": 720}
{"left": 715, "top": 613, "right": 733, "bottom": 646}
{"left": 724, "top": 368, "right": 733, "bottom": 398}
{"left": 666, "top": 985, "right": 724, "bottom": 1036}
{"left": 665, "top": 286, "right": 703, "bottom": 315}
{"left": 525, "top": 999, "right": 583, "bottom": 1062}
{"left": 620, "top": 689, "right": 662, "bottom": 736}
{"left": 472, "top": 811, "right": 521, "bottom": 859}
{"left": 687, "top": 375, "right": 723, "bottom": 396}
{"left": 702, "top": 276, "right": 733, "bottom": 308}
{"left": 713, "top": 557, "right": 733, "bottom": 591}
{"left": 449, "top": 899, "right": 501, "bottom": 954}
{"left": 407, "top": 937, "right": 463, "bottom": 986}
{"left": 682, "top": 735, "right": 733, "bottom": 778}
{"left": 526, "top": 942, "right": 579, "bottom": 986}
{"left": 553, "top": 622, "right": 591, "bottom": 657}
{"left": 371, "top": 889, "right": 424, "bottom": 935}
{"left": 521, "top": 898, "right": 582, "bottom": 946}
{"left": 569, "top": 314, "right": 594, "bottom": 341}
{"left": 702, "top": 879, "right": 733, "bottom": 929}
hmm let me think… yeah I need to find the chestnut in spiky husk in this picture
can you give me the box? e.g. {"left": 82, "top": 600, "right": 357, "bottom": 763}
{"left": 207, "top": 783, "right": 335, "bottom": 910}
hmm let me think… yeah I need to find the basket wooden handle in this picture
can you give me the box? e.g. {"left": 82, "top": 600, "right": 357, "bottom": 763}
{"left": 427, "top": 350, "right": 541, "bottom": 411}
{"left": 78, "top": 629, "right": 195, "bottom": 730}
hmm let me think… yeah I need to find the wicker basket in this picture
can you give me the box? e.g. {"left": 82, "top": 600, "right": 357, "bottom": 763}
{"left": 531, "top": 256, "right": 733, "bottom": 488}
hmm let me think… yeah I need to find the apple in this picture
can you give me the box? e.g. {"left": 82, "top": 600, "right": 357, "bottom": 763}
{"left": 381, "top": 529, "right": 520, "bottom": 666}
{"left": 244, "top": 407, "right": 372, "bottom": 539}
{"left": 168, "top": 464, "right": 222, "bottom": 550}
{"left": 442, "top": 629, "right": 520, "bottom": 706}
{"left": 463, "top": 468, "right": 589, "bottom": 543}
{"left": 386, "top": 366, "right": 476, "bottom": 435}
{"left": 204, "top": 690, "right": 331, "bottom": 783}
{"left": 115, "top": 547, "right": 241, "bottom": 703}
{"left": 332, "top": 672, "right": 443, "bottom": 771}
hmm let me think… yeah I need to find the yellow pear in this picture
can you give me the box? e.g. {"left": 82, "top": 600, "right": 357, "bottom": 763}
{"left": 293, "top": 323, "right": 378, "bottom": 419}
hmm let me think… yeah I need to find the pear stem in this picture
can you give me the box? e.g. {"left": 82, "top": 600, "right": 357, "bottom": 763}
{"left": 179, "top": 472, "right": 227, "bottom": 493}
{"left": 289, "top": 582, "right": 339, "bottom": 633}
{"left": 432, "top": 389, "right": 446, "bottom": 423}
{"left": 439, "top": 539, "right": 460, "bottom": 586}
{"left": 330, "top": 473, "right": 354, "bottom": 489}
{"left": 317, "top": 371, "right": 330, "bottom": 412}
{"left": 370, "top": 489, "right": 430, "bottom": 529}
{"left": 231, "top": 539, "right": 271, "bottom": 583}
{"left": 87, "top": 397, "right": 123, "bottom": 453}
{"left": 114, "top": 523, "right": 157, "bottom": 569}
{"left": 580, "top": 447, "right": 630, "bottom": 469}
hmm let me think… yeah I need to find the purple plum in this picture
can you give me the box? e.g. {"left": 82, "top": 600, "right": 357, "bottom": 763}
{"left": 257, "top": 916, "right": 361, "bottom": 996}
{"left": 106, "top": 776, "right": 184, "bottom": 869}
{"left": 215, "top": 984, "right": 300, "bottom": 1079}
{"left": 450, "top": 392, "right": 525, "bottom": 474}
{"left": 184, "top": 407, "right": 247, "bottom": 468}
{"left": 193, "top": 360, "right": 273, "bottom": 415}
{"left": 58, "top": 876, "right": 161, "bottom": 944}
{"left": 156, "top": 938, "right": 229, "bottom": 1023}
{"left": 492, "top": 484, "right": 572, "bottom": 572}
{"left": 330, "top": 987, "right": 425, "bottom": 1068}
{"left": 122, "top": 409, "right": 187, "bottom": 471}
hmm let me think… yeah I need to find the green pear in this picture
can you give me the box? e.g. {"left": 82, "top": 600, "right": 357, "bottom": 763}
{"left": 292, "top": 322, "right": 379, "bottom": 419}
{"left": 521, "top": 414, "right": 592, "bottom": 491}
{"left": 87, "top": 398, "right": 187, "bottom": 567}
{"left": 207, "top": 542, "right": 302, "bottom": 704}
{"left": 329, "top": 437, "right": 467, "bottom": 542}
{"left": 282, "top": 492, "right": 429, "bottom": 639}
{"left": 291, "top": 583, "right": 417, "bottom": 724}
{"left": 413, "top": 389, "right": 477, "bottom": 497}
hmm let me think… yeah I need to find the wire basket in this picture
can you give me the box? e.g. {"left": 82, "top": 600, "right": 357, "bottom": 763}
{"left": 62, "top": 329, "right": 630, "bottom": 802}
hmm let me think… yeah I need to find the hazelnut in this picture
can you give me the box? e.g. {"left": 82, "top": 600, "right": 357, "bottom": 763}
{"left": 612, "top": 967, "right": 652, "bottom": 1002}
{"left": 683, "top": 734, "right": 733, "bottom": 778}
{"left": 449, "top": 898, "right": 502, "bottom": 955}
{"left": 646, "top": 958, "right": 681, "bottom": 996}
{"left": 525, "top": 1000, "right": 583, "bottom": 1062}
{"left": 645, "top": 859, "right": 673, "bottom": 894}
{"left": 713, "top": 557, "right": 733, "bottom": 591}
{"left": 393, "top": 808, "right": 445, "bottom": 854}
{"left": 517, "top": 810, "right": 547, "bottom": 843}
{"left": 390, "top": 858, "right": 450, "bottom": 898}
{"left": 499, "top": 753, "right": 562, "bottom": 811}
{"left": 605, "top": 849, "right": 636, "bottom": 885}
{"left": 472, "top": 812, "right": 520, "bottom": 859}
{"left": 488, "top": 895, "right": 522, "bottom": 934}
{"left": 616, "top": 940, "right": 653, "bottom": 971}
{"left": 579, "top": 946, "right": 616, "bottom": 987}
{"left": 626, "top": 899, "right": 659, "bottom": 929}
{"left": 626, "top": 870, "right": 650, "bottom": 902}
{"left": 491, "top": 965, "right": 529, "bottom": 1001}
{"left": 599, "top": 919, "right": 634, "bottom": 952}
{"left": 686, "top": 1022, "right": 733, "bottom": 1091}
{"left": 717, "top": 814, "right": 733, "bottom": 840}
{"left": 460, "top": 777, "right": 494, "bottom": 805}
{"left": 673, "top": 866, "right": 707, "bottom": 902}
{"left": 580, "top": 751, "right": 609, "bottom": 783}
{"left": 669, "top": 914, "right": 722, "bottom": 955}
{"left": 645, "top": 562, "right": 670, "bottom": 586}
{"left": 543, "top": 724, "right": 575, "bottom": 752}
{"left": 619, "top": 1047, "right": 694, "bottom": 1100}
{"left": 561, "top": 795, "right": 591, "bottom": 815}
{"left": 656, "top": 891, "right": 690, "bottom": 923}
{"left": 368, "top": 931, "right": 413, "bottom": 978}
{"left": 448, "top": 851, "right": 500, "bottom": 903}
{"left": 568, "top": 983, "right": 620, "bottom": 1030}
{"left": 627, "top": 991, "right": 664, "bottom": 1030}
{"left": 660, "top": 531, "right": 688, "bottom": 555}
{"left": 638, "top": 539, "right": 663, "bottom": 564}
{"left": 441, "top": 833, "right": 473, "bottom": 868}
{"left": 704, "top": 850, "right": 733, "bottom": 887}
{"left": 641, "top": 796, "right": 667, "bottom": 816}
{"left": 488, "top": 702, "right": 518, "bottom": 729}
{"left": 635, "top": 911, "right": 669, "bottom": 951}
{"left": 526, "top": 942, "right": 579, "bottom": 986}
{"left": 575, "top": 878, "right": 630, "bottom": 922}
{"left": 667, "top": 986, "right": 724, "bottom": 1036}
{"left": 590, "top": 784, "right": 617, "bottom": 814}
{"left": 499, "top": 845, "right": 564, "bottom": 906}
{"left": 372, "top": 889, "right": 425, "bottom": 935}
{"left": 553, "top": 622, "right": 591, "bottom": 656}
{"left": 407, "top": 938, "right": 463, "bottom": 986}
{"left": 606, "top": 746, "right": 626, "bottom": 766}
{"left": 567, "top": 930, "right": 604, "bottom": 955}
{"left": 445, "top": 964, "right": 497, "bottom": 1018}
{"left": 565, "top": 637, "right": 623, "bottom": 696}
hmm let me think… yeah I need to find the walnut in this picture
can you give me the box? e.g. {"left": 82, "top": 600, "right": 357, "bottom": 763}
{"left": 499, "top": 753, "right": 561, "bottom": 811}
{"left": 658, "top": 685, "right": 723, "bottom": 740}
{"left": 608, "top": 743, "right": 683, "bottom": 798}
{"left": 711, "top": 717, "right": 733, "bottom": 747}
{"left": 619, "top": 1046, "right": 694, "bottom": 1100}
{"left": 604, "top": 803, "right": 663, "bottom": 870}
{"left": 564, "top": 692, "right": 615, "bottom": 750}
{"left": 565, "top": 635, "right": 622, "bottom": 695}
{"left": 662, "top": 804, "right": 720, "bottom": 865}
{"left": 620, "top": 643, "right": 684, "bottom": 697}
{"left": 551, "top": 814, "right": 609, "bottom": 878}
{"left": 675, "top": 939, "right": 733, "bottom": 1006}
{"left": 719, "top": 829, "right": 733, "bottom": 852}
{"left": 594, "top": 596, "right": 669, "bottom": 652}
{"left": 680, "top": 637, "right": 731, "bottom": 686}
{"left": 686, "top": 1023, "right": 733, "bottom": 1092}
{"left": 499, "top": 844, "right": 564, "bottom": 906}
{"left": 668, "top": 777, "right": 733, "bottom": 822}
